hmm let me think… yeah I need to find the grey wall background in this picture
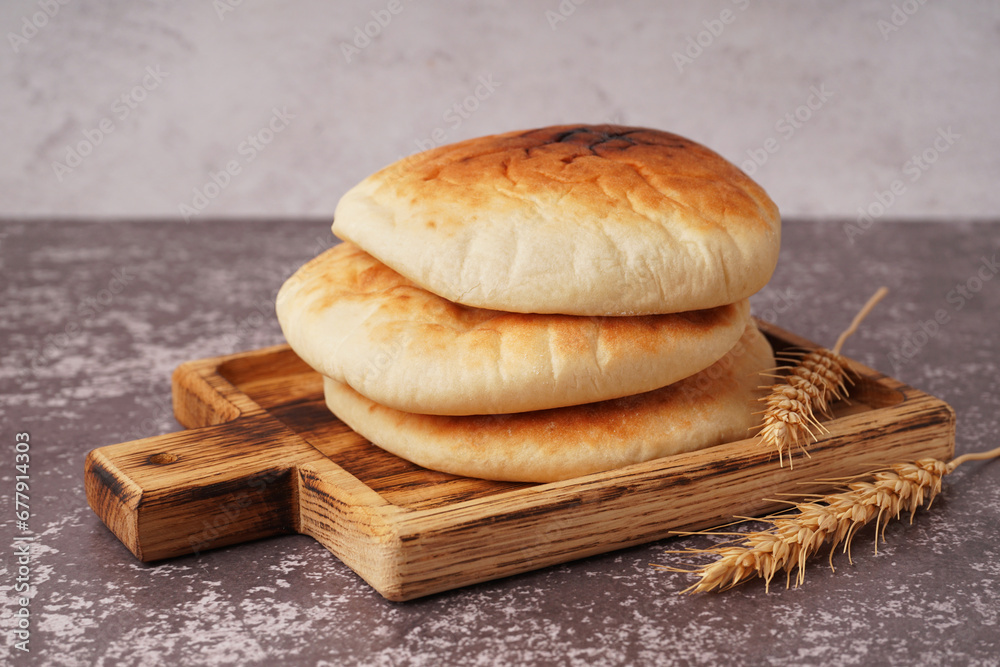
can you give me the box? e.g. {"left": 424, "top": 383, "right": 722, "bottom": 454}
{"left": 1, "top": 0, "right": 998, "bottom": 221}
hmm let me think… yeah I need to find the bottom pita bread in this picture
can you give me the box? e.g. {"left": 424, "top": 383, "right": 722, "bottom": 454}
{"left": 323, "top": 323, "right": 774, "bottom": 482}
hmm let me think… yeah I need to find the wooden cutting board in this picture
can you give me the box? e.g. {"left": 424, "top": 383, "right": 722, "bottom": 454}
{"left": 85, "top": 320, "right": 955, "bottom": 601}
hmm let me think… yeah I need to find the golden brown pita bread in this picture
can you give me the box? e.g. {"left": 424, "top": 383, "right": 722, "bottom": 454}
{"left": 333, "top": 124, "right": 780, "bottom": 316}
{"left": 277, "top": 243, "right": 751, "bottom": 415}
{"left": 322, "top": 323, "right": 774, "bottom": 482}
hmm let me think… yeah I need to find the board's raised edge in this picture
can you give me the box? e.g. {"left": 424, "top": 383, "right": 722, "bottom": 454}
{"left": 171, "top": 344, "right": 294, "bottom": 429}
{"left": 296, "top": 458, "right": 408, "bottom": 596}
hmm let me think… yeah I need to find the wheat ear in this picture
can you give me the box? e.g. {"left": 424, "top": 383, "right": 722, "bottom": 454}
{"left": 755, "top": 287, "right": 889, "bottom": 468}
{"left": 658, "top": 445, "right": 1000, "bottom": 593}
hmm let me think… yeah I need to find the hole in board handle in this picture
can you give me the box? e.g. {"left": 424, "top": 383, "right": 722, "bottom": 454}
{"left": 148, "top": 452, "right": 178, "bottom": 465}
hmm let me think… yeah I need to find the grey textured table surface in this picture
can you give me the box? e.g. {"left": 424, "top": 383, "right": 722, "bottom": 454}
{"left": 1, "top": 220, "right": 998, "bottom": 667}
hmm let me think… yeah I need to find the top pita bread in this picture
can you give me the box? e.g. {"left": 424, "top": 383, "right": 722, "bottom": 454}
{"left": 276, "top": 242, "right": 751, "bottom": 416}
{"left": 333, "top": 124, "right": 780, "bottom": 316}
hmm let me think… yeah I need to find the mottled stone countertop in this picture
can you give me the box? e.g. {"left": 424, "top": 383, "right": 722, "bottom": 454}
{"left": 1, "top": 219, "right": 998, "bottom": 666}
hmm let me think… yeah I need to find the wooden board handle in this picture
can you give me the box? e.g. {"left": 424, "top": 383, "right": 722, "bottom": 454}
{"left": 85, "top": 415, "right": 326, "bottom": 561}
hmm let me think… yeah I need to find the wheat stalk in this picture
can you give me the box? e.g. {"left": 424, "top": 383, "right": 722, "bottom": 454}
{"left": 755, "top": 287, "right": 888, "bottom": 468}
{"left": 658, "top": 446, "right": 1000, "bottom": 593}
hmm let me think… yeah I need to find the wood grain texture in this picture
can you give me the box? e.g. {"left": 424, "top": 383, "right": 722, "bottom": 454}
{"left": 85, "top": 320, "right": 956, "bottom": 600}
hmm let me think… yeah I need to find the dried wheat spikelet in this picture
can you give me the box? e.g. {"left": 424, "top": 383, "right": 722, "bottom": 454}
{"left": 755, "top": 286, "right": 888, "bottom": 467}
{"left": 658, "top": 446, "right": 1000, "bottom": 593}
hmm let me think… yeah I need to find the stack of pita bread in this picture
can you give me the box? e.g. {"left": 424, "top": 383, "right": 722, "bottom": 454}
{"left": 277, "top": 125, "right": 781, "bottom": 482}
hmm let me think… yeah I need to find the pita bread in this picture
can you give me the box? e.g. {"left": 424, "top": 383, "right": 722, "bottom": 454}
{"left": 333, "top": 124, "right": 780, "bottom": 316}
{"left": 322, "top": 323, "right": 774, "bottom": 482}
{"left": 276, "top": 243, "right": 751, "bottom": 415}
